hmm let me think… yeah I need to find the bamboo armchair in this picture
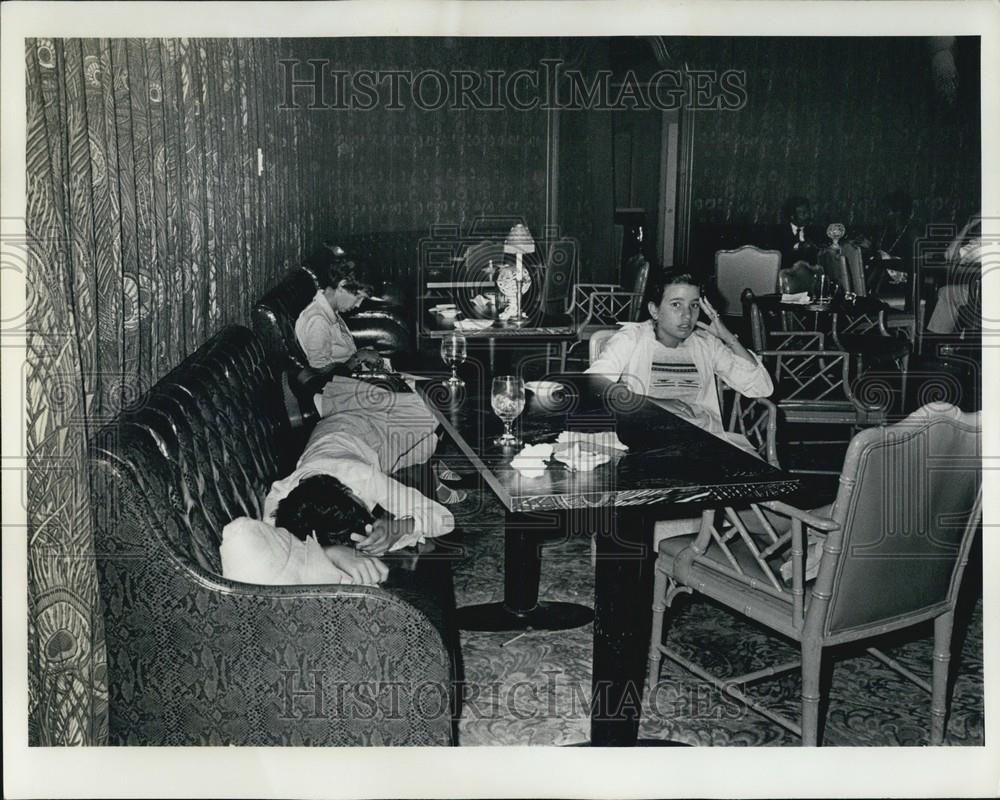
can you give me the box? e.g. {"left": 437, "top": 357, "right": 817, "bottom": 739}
{"left": 646, "top": 403, "right": 981, "bottom": 745}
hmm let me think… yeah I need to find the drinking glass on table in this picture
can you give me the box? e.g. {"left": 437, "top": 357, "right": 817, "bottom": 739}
{"left": 491, "top": 375, "right": 525, "bottom": 446}
{"left": 441, "top": 332, "right": 467, "bottom": 388}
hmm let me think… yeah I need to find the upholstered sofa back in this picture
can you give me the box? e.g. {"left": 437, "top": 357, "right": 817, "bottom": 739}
{"left": 252, "top": 266, "right": 412, "bottom": 370}
{"left": 89, "top": 325, "right": 455, "bottom": 745}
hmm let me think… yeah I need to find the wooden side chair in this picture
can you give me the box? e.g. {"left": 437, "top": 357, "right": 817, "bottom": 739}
{"left": 557, "top": 253, "right": 651, "bottom": 372}
{"left": 646, "top": 403, "right": 982, "bottom": 745}
{"left": 715, "top": 245, "right": 782, "bottom": 320}
{"left": 842, "top": 241, "right": 924, "bottom": 353}
{"left": 743, "top": 290, "right": 889, "bottom": 435}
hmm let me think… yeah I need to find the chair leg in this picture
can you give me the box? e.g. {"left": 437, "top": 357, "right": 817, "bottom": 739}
{"left": 900, "top": 353, "right": 909, "bottom": 411}
{"left": 647, "top": 566, "right": 670, "bottom": 691}
{"left": 800, "top": 639, "right": 823, "bottom": 746}
{"left": 930, "top": 612, "right": 955, "bottom": 745}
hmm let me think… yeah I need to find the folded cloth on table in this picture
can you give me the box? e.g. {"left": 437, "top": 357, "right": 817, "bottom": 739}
{"left": 780, "top": 292, "right": 812, "bottom": 304}
{"left": 555, "top": 430, "right": 628, "bottom": 454}
{"left": 471, "top": 294, "right": 490, "bottom": 311}
{"left": 454, "top": 318, "right": 494, "bottom": 331}
{"left": 510, "top": 443, "right": 554, "bottom": 478}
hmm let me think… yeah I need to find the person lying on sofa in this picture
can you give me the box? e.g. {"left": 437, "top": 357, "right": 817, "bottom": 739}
{"left": 220, "top": 405, "right": 455, "bottom": 585}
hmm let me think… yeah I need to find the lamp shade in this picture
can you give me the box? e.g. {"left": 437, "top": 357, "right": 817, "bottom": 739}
{"left": 504, "top": 223, "right": 535, "bottom": 255}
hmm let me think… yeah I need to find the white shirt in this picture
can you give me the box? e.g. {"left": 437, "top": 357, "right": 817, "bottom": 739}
{"left": 586, "top": 321, "right": 773, "bottom": 440}
{"left": 263, "top": 412, "right": 453, "bottom": 550}
{"left": 295, "top": 290, "right": 358, "bottom": 368}
{"left": 648, "top": 342, "right": 700, "bottom": 404}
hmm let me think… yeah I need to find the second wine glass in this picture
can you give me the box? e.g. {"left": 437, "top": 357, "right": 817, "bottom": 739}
{"left": 441, "top": 332, "right": 467, "bottom": 388}
{"left": 491, "top": 375, "right": 525, "bottom": 446}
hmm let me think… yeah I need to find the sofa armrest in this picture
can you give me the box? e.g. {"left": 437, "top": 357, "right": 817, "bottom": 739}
{"left": 93, "top": 454, "right": 457, "bottom": 746}
{"left": 99, "top": 550, "right": 456, "bottom": 745}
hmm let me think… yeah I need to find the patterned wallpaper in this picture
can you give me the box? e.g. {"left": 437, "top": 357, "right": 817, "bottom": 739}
{"left": 23, "top": 35, "right": 565, "bottom": 746}
{"left": 687, "top": 37, "right": 981, "bottom": 229}
{"left": 24, "top": 34, "right": 981, "bottom": 746}
{"left": 296, "top": 37, "right": 556, "bottom": 279}
{"left": 24, "top": 37, "right": 336, "bottom": 745}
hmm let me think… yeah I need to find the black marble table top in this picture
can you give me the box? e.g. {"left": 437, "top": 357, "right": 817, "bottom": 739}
{"left": 753, "top": 292, "right": 888, "bottom": 316}
{"left": 417, "top": 374, "right": 799, "bottom": 513}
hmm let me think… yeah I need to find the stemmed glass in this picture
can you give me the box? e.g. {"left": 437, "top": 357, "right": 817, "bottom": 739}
{"left": 491, "top": 375, "right": 525, "bottom": 446}
{"left": 441, "top": 332, "right": 467, "bottom": 388}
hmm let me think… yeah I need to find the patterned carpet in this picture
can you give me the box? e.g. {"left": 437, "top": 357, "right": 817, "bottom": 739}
{"left": 446, "top": 477, "right": 985, "bottom": 747}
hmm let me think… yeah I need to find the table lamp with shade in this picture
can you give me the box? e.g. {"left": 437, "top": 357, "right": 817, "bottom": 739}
{"left": 497, "top": 223, "right": 535, "bottom": 322}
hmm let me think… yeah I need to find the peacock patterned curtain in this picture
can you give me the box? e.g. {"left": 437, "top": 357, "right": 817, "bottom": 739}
{"left": 24, "top": 37, "right": 328, "bottom": 745}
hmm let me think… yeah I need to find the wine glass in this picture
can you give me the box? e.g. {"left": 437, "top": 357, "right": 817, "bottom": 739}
{"left": 441, "top": 332, "right": 467, "bottom": 388}
{"left": 491, "top": 375, "right": 525, "bottom": 447}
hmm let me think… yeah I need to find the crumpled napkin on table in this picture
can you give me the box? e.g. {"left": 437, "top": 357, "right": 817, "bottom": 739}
{"left": 454, "top": 318, "right": 494, "bottom": 331}
{"left": 780, "top": 292, "right": 811, "bottom": 304}
{"left": 552, "top": 443, "right": 611, "bottom": 472}
{"left": 510, "top": 443, "right": 554, "bottom": 478}
{"left": 555, "top": 431, "right": 629, "bottom": 454}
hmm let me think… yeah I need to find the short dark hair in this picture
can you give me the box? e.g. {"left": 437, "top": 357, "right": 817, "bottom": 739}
{"left": 645, "top": 269, "right": 702, "bottom": 307}
{"left": 782, "top": 195, "right": 811, "bottom": 222}
{"left": 274, "top": 474, "right": 374, "bottom": 548}
{"left": 315, "top": 262, "right": 371, "bottom": 295}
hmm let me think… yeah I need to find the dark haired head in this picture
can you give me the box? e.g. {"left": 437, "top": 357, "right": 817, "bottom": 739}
{"left": 274, "top": 474, "right": 374, "bottom": 547}
{"left": 782, "top": 195, "right": 812, "bottom": 224}
{"left": 645, "top": 269, "right": 702, "bottom": 307}
{"left": 314, "top": 262, "right": 371, "bottom": 296}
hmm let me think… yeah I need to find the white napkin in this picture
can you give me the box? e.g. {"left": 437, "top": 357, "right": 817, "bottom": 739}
{"left": 510, "top": 443, "right": 554, "bottom": 478}
{"left": 472, "top": 294, "right": 490, "bottom": 312}
{"left": 780, "top": 292, "right": 811, "bottom": 304}
{"left": 454, "top": 318, "right": 494, "bottom": 331}
{"left": 555, "top": 431, "right": 628, "bottom": 454}
{"left": 552, "top": 443, "right": 610, "bottom": 472}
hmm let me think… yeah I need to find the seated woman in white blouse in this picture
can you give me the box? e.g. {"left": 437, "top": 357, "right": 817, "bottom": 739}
{"left": 586, "top": 269, "right": 774, "bottom": 454}
{"left": 295, "top": 261, "right": 466, "bottom": 504}
{"left": 296, "top": 263, "right": 384, "bottom": 375}
{"left": 585, "top": 269, "right": 786, "bottom": 549}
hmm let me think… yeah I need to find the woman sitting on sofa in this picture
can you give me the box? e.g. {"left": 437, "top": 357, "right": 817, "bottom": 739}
{"left": 295, "top": 261, "right": 466, "bottom": 503}
{"left": 296, "top": 261, "right": 386, "bottom": 376}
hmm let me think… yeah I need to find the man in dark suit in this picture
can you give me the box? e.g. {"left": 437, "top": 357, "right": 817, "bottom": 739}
{"left": 775, "top": 196, "right": 823, "bottom": 268}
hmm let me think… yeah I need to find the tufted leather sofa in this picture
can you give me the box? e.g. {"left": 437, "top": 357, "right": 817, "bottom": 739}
{"left": 89, "top": 325, "right": 458, "bottom": 745}
{"left": 252, "top": 266, "right": 413, "bottom": 427}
